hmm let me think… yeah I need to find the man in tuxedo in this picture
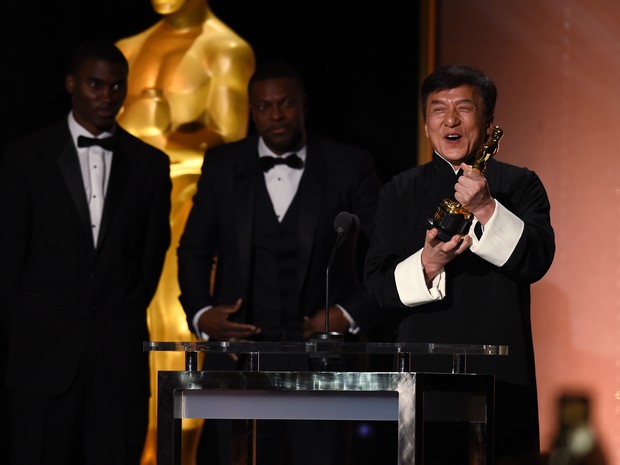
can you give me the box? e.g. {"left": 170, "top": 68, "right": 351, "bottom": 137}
{"left": 364, "top": 65, "right": 555, "bottom": 463}
{"left": 177, "top": 62, "right": 381, "bottom": 464}
{"left": 0, "top": 41, "right": 171, "bottom": 465}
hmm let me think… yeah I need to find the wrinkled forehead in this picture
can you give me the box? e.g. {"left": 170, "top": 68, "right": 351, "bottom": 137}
{"left": 427, "top": 84, "right": 481, "bottom": 105}
{"left": 424, "top": 84, "right": 489, "bottom": 122}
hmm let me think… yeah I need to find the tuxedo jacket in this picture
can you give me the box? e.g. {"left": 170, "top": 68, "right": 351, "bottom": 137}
{"left": 178, "top": 134, "right": 382, "bottom": 335}
{"left": 0, "top": 120, "right": 171, "bottom": 399}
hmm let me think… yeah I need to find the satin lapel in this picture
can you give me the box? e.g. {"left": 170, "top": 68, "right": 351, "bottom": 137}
{"left": 96, "top": 139, "right": 129, "bottom": 252}
{"left": 296, "top": 144, "right": 327, "bottom": 290}
{"left": 234, "top": 151, "right": 258, "bottom": 294}
{"left": 57, "top": 141, "right": 93, "bottom": 246}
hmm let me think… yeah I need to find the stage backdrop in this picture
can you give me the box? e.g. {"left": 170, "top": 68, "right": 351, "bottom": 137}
{"left": 437, "top": 0, "right": 620, "bottom": 462}
{"left": 3, "top": 0, "right": 618, "bottom": 463}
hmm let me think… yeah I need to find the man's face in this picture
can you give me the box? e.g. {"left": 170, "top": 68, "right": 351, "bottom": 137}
{"left": 250, "top": 77, "right": 307, "bottom": 155}
{"left": 65, "top": 58, "right": 127, "bottom": 135}
{"left": 424, "top": 84, "right": 492, "bottom": 169}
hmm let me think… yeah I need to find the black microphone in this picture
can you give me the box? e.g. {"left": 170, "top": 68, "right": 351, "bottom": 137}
{"left": 317, "top": 211, "right": 360, "bottom": 341}
{"left": 334, "top": 210, "right": 359, "bottom": 236}
{"left": 331, "top": 211, "right": 359, "bottom": 266}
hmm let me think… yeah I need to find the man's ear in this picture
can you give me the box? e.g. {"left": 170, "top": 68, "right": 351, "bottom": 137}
{"left": 485, "top": 120, "right": 494, "bottom": 138}
{"left": 65, "top": 74, "right": 75, "bottom": 95}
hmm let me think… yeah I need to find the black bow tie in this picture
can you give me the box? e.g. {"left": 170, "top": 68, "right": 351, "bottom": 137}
{"left": 77, "top": 135, "right": 117, "bottom": 151}
{"left": 259, "top": 153, "right": 304, "bottom": 172}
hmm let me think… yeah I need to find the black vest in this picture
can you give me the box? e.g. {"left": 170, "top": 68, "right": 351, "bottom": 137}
{"left": 249, "top": 172, "right": 302, "bottom": 341}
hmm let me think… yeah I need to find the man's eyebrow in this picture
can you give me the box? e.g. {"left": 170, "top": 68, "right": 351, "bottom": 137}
{"left": 455, "top": 98, "right": 476, "bottom": 105}
{"left": 430, "top": 98, "right": 476, "bottom": 105}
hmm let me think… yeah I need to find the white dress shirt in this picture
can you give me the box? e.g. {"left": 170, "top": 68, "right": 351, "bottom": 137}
{"left": 68, "top": 113, "right": 114, "bottom": 246}
{"left": 258, "top": 137, "right": 307, "bottom": 222}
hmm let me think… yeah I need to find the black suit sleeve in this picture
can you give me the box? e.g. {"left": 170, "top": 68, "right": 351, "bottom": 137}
{"left": 497, "top": 170, "right": 555, "bottom": 283}
{"left": 138, "top": 155, "right": 172, "bottom": 308}
{"left": 363, "top": 177, "right": 410, "bottom": 312}
{"left": 331, "top": 148, "right": 383, "bottom": 330}
{"left": 177, "top": 151, "right": 223, "bottom": 325}
{"left": 347, "top": 148, "right": 383, "bottom": 241}
{"left": 0, "top": 146, "right": 31, "bottom": 332}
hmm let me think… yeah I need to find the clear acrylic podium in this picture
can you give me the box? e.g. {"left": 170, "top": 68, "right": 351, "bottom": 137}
{"left": 145, "top": 341, "right": 508, "bottom": 465}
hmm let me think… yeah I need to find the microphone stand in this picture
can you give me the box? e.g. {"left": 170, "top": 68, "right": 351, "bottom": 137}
{"left": 310, "top": 212, "right": 357, "bottom": 370}
{"left": 315, "top": 227, "right": 346, "bottom": 342}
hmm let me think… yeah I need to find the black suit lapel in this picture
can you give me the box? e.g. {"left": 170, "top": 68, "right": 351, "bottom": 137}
{"left": 57, "top": 141, "right": 93, "bottom": 245}
{"left": 296, "top": 142, "right": 328, "bottom": 290}
{"left": 234, "top": 149, "right": 258, "bottom": 293}
{"left": 96, "top": 135, "right": 130, "bottom": 252}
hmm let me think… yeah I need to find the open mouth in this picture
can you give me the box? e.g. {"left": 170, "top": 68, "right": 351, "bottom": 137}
{"left": 445, "top": 134, "right": 462, "bottom": 141}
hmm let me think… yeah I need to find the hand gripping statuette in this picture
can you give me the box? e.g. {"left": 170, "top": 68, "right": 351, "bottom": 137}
{"left": 428, "top": 126, "right": 504, "bottom": 242}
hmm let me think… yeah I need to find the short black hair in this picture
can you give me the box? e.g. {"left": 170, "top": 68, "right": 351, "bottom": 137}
{"left": 68, "top": 39, "right": 128, "bottom": 75}
{"left": 421, "top": 64, "right": 497, "bottom": 124}
{"left": 248, "top": 61, "right": 305, "bottom": 96}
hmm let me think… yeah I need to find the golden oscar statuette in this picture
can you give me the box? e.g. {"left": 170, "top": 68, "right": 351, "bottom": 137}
{"left": 428, "top": 126, "right": 504, "bottom": 241}
{"left": 115, "top": 2, "right": 255, "bottom": 464}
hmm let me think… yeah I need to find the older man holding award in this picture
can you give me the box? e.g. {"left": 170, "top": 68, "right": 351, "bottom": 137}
{"left": 364, "top": 64, "right": 555, "bottom": 464}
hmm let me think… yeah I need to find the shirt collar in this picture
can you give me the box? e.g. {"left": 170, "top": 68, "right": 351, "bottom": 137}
{"left": 432, "top": 151, "right": 462, "bottom": 175}
{"left": 67, "top": 112, "right": 115, "bottom": 148}
{"left": 258, "top": 137, "right": 307, "bottom": 162}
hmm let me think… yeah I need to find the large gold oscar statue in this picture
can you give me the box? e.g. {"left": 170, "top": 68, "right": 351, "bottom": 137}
{"left": 116, "top": 1, "right": 255, "bottom": 463}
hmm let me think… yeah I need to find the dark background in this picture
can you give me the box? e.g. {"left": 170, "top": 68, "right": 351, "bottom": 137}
{"left": 1, "top": 0, "right": 421, "bottom": 181}
{"left": 1, "top": 1, "right": 423, "bottom": 463}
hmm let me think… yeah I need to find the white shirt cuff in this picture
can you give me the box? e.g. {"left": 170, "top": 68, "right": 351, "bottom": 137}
{"left": 469, "top": 200, "right": 524, "bottom": 267}
{"left": 336, "top": 304, "right": 360, "bottom": 334}
{"left": 193, "top": 306, "right": 212, "bottom": 340}
{"left": 394, "top": 249, "right": 446, "bottom": 307}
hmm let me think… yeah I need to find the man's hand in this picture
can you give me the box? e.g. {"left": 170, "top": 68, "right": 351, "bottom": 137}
{"left": 421, "top": 228, "right": 471, "bottom": 284}
{"left": 303, "top": 306, "right": 349, "bottom": 339}
{"left": 454, "top": 163, "right": 495, "bottom": 225}
{"left": 197, "top": 298, "right": 261, "bottom": 341}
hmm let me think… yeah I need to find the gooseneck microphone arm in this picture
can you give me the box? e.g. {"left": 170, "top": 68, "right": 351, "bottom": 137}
{"left": 324, "top": 211, "right": 359, "bottom": 334}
